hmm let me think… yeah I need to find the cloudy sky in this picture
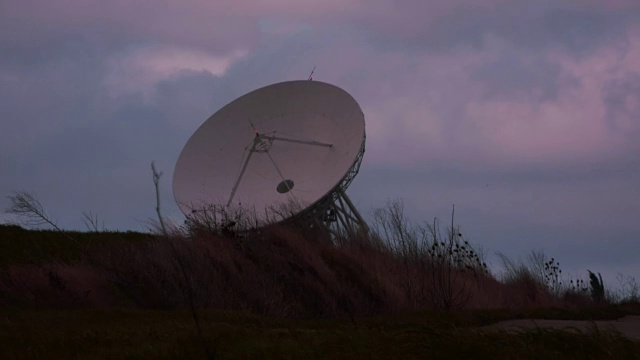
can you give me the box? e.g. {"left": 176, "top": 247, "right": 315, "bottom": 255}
{"left": 2, "top": 0, "right": 639, "bottom": 286}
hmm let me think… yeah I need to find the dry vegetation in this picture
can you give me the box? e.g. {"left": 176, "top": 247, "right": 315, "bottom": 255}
{"left": 1, "top": 193, "right": 639, "bottom": 359}
{"left": 2, "top": 198, "right": 637, "bottom": 316}
{"left": 0, "top": 207, "right": 594, "bottom": 315}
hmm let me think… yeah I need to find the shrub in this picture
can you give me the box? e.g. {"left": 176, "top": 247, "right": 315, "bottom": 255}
{"left": 588, "top": 270, "right": 605, "bottom": 303}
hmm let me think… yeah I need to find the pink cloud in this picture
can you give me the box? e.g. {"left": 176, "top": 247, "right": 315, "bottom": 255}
{"left": 270, "top": 26, "right": 640, "bottom": 170}
{"left": 103, "top": 46, "right": 248, "bottom": 99}
{"left": 350, "top": 0, "right": 509, "bottom": 39}
{"left": 5, "top": 0, "right": 640, "bottom": 171}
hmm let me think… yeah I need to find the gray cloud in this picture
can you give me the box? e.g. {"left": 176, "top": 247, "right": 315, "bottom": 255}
{"left": 472, "top": 54, "right": 574, "bottom": 101}
{"left": 0, "top": 52, "right": 223, "bottom": 229}
{"left": 364, "top": 2, "right": 639, "bottom": 56}
{"left": 604, "top": 73, "right": 640, "bottom": 135}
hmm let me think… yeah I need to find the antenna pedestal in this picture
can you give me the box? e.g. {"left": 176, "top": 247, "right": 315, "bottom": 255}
{"left": 323, "top": 189, "right": 368, "bottom": 237}
{"left": 286, "top": 136, "right": 367, "bottom": 238}
{"left": 288, "top": 190, "right": 367, "bottom": 238}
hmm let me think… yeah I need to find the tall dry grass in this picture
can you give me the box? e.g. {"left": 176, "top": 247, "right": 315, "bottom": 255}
{"left": 1, "top": 200, "right": 601, "bottom": 317}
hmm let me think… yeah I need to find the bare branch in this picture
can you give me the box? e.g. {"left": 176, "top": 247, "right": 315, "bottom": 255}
{"left": 81, "top": 211, "right": 104, "bottom": 232}
{"left": 7, "top": 192, "right": 45, "bottom": 227}
{"left": 151, "top": 161, "right": 168, "bottom": 237}
{"left": 150, "top": 162, "right": 215, "bottom": 358}
{"left": 7, "top": 191, "right": 60, "bottom": 230}
{"left": 6, "top": 191, "right": 77, "bottom": 243}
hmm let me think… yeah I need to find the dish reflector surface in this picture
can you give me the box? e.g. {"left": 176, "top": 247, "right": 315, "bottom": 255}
{"left": 173, "top": 80, "right": 365, "bottom": 224}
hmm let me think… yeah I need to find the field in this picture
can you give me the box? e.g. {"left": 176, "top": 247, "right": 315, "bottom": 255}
{"left": 1, "top": 209, "right": 639, "bottom": 359}
{"left": 3, "top": 307, "right": 640, "bottom": 359}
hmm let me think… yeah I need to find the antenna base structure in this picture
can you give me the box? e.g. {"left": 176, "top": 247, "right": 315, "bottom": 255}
{"left": 285, "top": 139, "right": 367, "bottom": 238}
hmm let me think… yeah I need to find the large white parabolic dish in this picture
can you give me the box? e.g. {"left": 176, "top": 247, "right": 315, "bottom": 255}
{"left": 173, "top": 80, "right": 365, "bottom": 227}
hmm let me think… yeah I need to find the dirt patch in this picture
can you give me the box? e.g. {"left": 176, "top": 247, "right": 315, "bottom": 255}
{"left": 480, "top": 316, "right": 640, "bottom": 340}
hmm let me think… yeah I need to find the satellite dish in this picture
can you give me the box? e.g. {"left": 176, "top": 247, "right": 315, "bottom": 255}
{"left": 173, "top": 80, "right": 367, "bottom": 235}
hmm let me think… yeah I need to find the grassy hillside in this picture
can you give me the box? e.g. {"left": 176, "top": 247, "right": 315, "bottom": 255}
{"left": 0, "top": 224, "right": 152, "bottom": 267}
{"left": 1, "top": 219, "right": 639, "bottom": 359}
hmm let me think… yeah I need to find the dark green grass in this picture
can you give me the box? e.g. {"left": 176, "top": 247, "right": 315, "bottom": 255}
{"left": 1, "top": 309, "right": 638, "bottom": 360}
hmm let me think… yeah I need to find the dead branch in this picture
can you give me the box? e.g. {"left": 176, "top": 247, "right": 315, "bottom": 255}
{"left": 6, "top": 191, "right": 77, "bottom": 243}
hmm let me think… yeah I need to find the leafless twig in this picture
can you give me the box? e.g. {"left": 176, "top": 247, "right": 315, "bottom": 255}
{"left": 7, "top": 191, "right": 58, "bottom": 229}
{"left": 6, "top": 191, "right": 77, "bottom": 243}
{"left": 150, "top": 161, "right": 215, "bottom": 359}
{"left": 81, "top": 211, "right": 104, "bottom": 232}
{"left": 151, "top": 161, "right": 168, "bottom": 237}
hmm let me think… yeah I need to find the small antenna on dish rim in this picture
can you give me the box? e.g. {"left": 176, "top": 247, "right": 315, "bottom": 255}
{"left": 308, "top": 66, "right": 316, "bottom": 81}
